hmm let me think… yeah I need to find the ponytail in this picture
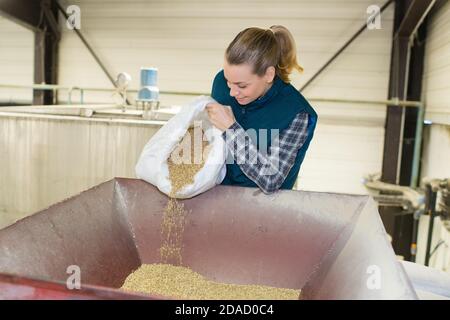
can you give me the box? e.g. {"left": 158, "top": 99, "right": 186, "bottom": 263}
{"left": 270, "top": 25, "right": 303, "bottom": 82}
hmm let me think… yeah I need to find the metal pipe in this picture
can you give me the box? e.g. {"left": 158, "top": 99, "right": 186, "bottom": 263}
{"left": 0, "top": 83, "right": 202, "bottom": 95}
{"left": 67, "top": 86, "right": 83, "bottom": 105}
{"left": 55, "top": 2, "right": 113, "bottom": 86}
{"left": 307, "top": 97, "right": 423, "bottom": 108}
{"left": 424, "top": 184, "right": 438, "bottom": 266}
{"left": 68, "top": 89, "right": 72, "bottom": 105}
{"left": 55, "top": 1, "right": 129, "bottom": 105}
{"left": 300, "top": 0, "right": 394, "bottom": 92}
{"left": 411, "top": 222, "right": 417, "bottom": 262}
{"left": 410, "top": 209, "right": 423, "bottom": 262}
{"left": 0, "top": 84, "right": 424, "bottom": 108}
{"left": 410, "top": 103, "right": 425, "bottom": 187}
{"left": 0, "top": 83, "right": 63, "bottom": 90}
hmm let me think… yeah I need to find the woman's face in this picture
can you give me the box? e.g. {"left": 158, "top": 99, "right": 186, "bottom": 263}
{"left": 223, "top": 60, "right": 275, "bottom": 105}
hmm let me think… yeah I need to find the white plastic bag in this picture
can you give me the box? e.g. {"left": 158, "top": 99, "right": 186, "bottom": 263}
{"left": 135, "top": 95, "right": 226, "bottom": 198}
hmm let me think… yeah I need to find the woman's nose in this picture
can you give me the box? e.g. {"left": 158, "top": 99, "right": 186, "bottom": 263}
{"left": 229, "top": 86, "right": 239, "bottom": 97}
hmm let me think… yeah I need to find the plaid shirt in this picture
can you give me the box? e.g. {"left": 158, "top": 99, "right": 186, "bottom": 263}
{"left": 221, "top": 112, "right": 309, "bottom": 194}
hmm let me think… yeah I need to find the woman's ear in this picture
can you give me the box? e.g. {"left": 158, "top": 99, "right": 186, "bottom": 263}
{"left": 264, "top": 66, "right": 276, "bottom": 83}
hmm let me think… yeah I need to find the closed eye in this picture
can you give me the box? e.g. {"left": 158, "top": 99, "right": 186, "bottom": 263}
{"left": 225, "top": 77, "right": 248, "bottom": 88}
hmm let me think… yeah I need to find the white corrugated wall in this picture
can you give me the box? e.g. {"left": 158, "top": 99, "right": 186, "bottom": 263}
{"left": 416, "top": 1, "right": 450, "bottom": 271}
{"left": 0, "top": 15, "right": 34, "bottom": 104}
{"left": 421, "top": 0, "right": 450, "bottom": 180}
{"left": 57, "top": 0, "right": 394, "bottom": 195}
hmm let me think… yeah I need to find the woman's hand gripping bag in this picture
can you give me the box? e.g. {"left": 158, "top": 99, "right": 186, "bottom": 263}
{"left": 135, "top": 95, "right": 227, "bottom": 198}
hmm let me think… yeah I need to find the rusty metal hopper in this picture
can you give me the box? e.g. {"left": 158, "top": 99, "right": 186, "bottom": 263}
{"left": 0, "top": 178, "right": 418, "bottom": 299}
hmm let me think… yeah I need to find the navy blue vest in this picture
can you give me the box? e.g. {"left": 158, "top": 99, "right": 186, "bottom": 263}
{"left": 211, "top": 70, "right": 317, "bottom": 190}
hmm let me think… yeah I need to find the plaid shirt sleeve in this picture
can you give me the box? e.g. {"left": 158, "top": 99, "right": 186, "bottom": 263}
{"left": 221, "top": 112, "right": 309, "bottom": 194}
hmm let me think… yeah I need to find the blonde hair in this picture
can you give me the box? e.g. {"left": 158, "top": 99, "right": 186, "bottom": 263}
{"left": 225, "top": 25, "right": 303, "bottom": 83}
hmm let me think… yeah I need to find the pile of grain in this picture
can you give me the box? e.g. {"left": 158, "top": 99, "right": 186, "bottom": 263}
{"left": 121, "top": 263, "right": 300, "bottom": 300}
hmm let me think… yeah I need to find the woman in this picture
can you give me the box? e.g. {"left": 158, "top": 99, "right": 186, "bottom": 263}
{"left": 206, "top": 25, "right": 317, "bottom": 194}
